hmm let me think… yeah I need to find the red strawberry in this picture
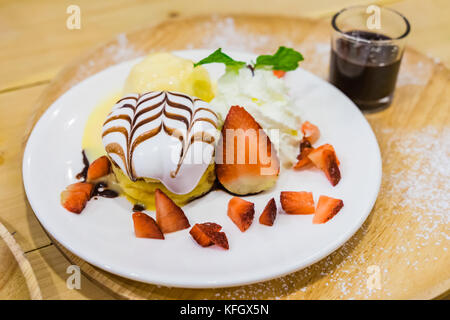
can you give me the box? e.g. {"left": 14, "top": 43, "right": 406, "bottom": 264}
{"left": 132, "top": 212, "right": 164, "bottom": 239}
{"left": 227, "top": 196, "right": 255, "bottom": 232}
{"left": 280, "top": 191, "right": 315, "bottom": 215}
{"left": 87, "top": 156, "right": 111, "bottom": 181}
{"left": 301, "top": 121, "right": 320, "bottom": 144}
{"left": 273, "top": 70, "right": 286, "bottom": 78}
{"left": 189, "top": 223, "right": 229, "bottom": 250}
{"left": 155, "top": 189, "right": 190, "bottom": 234}
{"left": 259, "top": 198, "right": 277, "bottom": 226}
{"left": 216, "top": 105, "right": 280, "bottom": 195}
{"left": 60, "top": 182, "right": 93, "bottom": 214}
{"left": 313, "top": 195, "right": 344, "bottom": 224}
{"left": 293, "top": 145, "right": 314, "bottom": 169}
{"left": 307, "top": 144, "right": 341, "bottom": 186}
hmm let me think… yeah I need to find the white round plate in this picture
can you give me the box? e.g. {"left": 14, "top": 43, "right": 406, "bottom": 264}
{"left": 23, "top": 49, "right": 381, "bottom": 288}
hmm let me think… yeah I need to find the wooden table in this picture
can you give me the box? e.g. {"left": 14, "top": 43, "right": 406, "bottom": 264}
{"left": 0, "top": 0, "right": 449, "bottom": 300}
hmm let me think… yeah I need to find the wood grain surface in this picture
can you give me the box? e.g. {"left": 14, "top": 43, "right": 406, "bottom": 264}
{"left": 29, "top": 15, "right": 450, "bottom": 300}
{"left": 0, "top": 222, "right": 42, "bottom": 300}
{"left": 0, "top": 0, "right": 449, "bottom": 300}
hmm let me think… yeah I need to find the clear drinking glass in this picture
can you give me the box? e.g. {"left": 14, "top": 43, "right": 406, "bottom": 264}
{"left": 329, "top": 6, "right": 410, "bottom": 112}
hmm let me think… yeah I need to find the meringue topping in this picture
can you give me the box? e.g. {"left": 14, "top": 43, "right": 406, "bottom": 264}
{"left": 102, "top": 91, "right": 219, "bottom": 195}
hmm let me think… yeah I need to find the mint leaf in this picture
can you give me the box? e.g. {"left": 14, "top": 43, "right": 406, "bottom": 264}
{"left": 194, "top": 48, "right": 246, "bottom": 71}
{"left": 254, "top": 46, "right": 304, "bottom": 71}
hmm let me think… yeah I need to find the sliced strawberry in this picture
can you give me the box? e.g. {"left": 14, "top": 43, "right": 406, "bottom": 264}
{"left": 216, "top": 105, "right": 280, "bottom": 195}
{"left": 259, "top": 198, "right": 277, "bottom": 226}
{"left": 313, "top": 195, "right": 344, "bottom": 224}
{"left": 87, "top": 156, "right": 111, "bottom": 181}
{"left": 301, "top": 121, "right": 320, "bottom": 144}
{"left": 280, "top": 191, "right": 315, "bottom": 215}
{"left": 307, "top": 144, "right": 341, "bottom": 186}
{"left": 273, "top": 70, "right": 286, "bottom": 78}
{"left": 293, "top": 146, "right": 314, "bottom": 169}
{"left": 155, "top": 189, "right": 190, "bottom": 234}
{"left": 189, "top": 223, "right": 229, "bottom": 250}
{"left": 227, "top": 196, "right": 255, "bottom": 232}
{"left": 61, "top": 182, "right": 93, "bottom": 214}
{"left": 132, "top": 212, "right": 164, "bottom": 239}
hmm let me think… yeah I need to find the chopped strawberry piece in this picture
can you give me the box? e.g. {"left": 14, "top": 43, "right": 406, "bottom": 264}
{"left": 299, "top": 137, "right": 312, "bottom": 154}
{"left": 293, "top": 146, "right": 314, "bottom": 169}
{"left": 189, "top": 223, "right": 229, "bottom": 250}
{"left": 259, "top": 198, "right": 277, "bottom": 226}
{"left": 216, "top": 105, "right": 280, "bottom": 195}
{"left": 87, "top": 156, "right": 111, "bottom": 181}
{"left": 280, "top": 191, "right": 315, "bottom": 215}
{"left": 227, "top": 197, "right": 255, "bottom": 232}
{"left": 132, "top": 212, "right": 164, "bottom": 239}
{"left": 61, "top": 182, "right": 93, "bottom": 214}
{"left": 307, "top": 144, "right": 341, "bottom": 186}
{"left": 301, "top": 121, "right": 320, "bottom": 144}
{"left": 155, "top": 189, "right": 190, "bottom": 234}
{"left": 313, "top": 195, "right": 344, "bottom": 224}
{"left": 273, "top": 70, "right": 286, "bottom": 78}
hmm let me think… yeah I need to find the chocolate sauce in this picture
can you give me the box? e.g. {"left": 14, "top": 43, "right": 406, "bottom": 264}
{"left": 132, "top": 204, "right": 145, "bottom": 212}
{"left": 93, "top": 182, "right": 119, "bottom": 198}
{"left": 329, "top": 30, "right": 402, "bottom": 112}
{"left": 75, "top": 150, "right": 90, "bottom": 181}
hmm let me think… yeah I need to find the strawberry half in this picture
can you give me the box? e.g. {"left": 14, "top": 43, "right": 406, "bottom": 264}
{"left": 60, "top": 182, "right": 93, "bottom": 214}
{"left": 280, "top": 191, "right": 315, "bottom": 215}
{"left": 132, "top": 212, "right": 164, "bottom": 239}
{"left": 189, "top": 223, "right": 229, "bottom": 250}
{"left": 87, "top": 156, "right": 111, "bottom": 181}
{"left": 301, "top": 121, "right": 320, "bottom": 144}
{"left": 155, "top": 189, "right": 190, "bottom": 234}
{"left": 259, "top": 198, "right": 277, "bottom": 226}
{"left": 307, "top": 144, "right": 341, "bottom": 186}
{"left": 313, "top": 195, "right": 344, "bottom": 224}
{"left": 216, "top": 105, "right": 280, "bottom": 195}
{"left": 227, "top": 196, "right": 255, "bottom": 232}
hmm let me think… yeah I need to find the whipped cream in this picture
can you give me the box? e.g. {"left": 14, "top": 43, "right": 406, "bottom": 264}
{"left": 211, "top": 68, "right": 302, "bottom": 166}
{"left": 102, "top": 91, "right": 219, "bottom": 194}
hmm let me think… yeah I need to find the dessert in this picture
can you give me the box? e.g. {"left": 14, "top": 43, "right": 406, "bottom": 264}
{"left": 124, "top": 52, "right": 215, "bottom": 102}
{"left": 227, "top": 197, "right": 255, "bottom": 232}
{"left": 312, "top": 196, "right": 344, "bottom": 224}
{"left": 60, "top": 182, "right": 93, "bottom": 214}
{"left": 307, "top": 144, "right": 341, "bottom": 186}
{"left": 216, "top": 105, "right": 280, "bottom": 195}
{"left": 102, "top": 91, "right": 219, "bottom": 208}
{"left": 86, "top": 155, "right": 111, "bottom": 181}
{"left": 259, "top": 198, "right": 277, "bottom": 226}
{"left": 132, "top": 212, "right": 165, "bottom": 239}
{"left": 195, "top": 47, "right": 304, "bottom": 167}
{"left": 154, "top": 189, "right": 190, "bottom": 234}
{"left": 280, "top": 191, "right": 315, "bottom": 215}
{"left": 189, "top": 223, "right": 229, "bottom": 249}
{"left": 301, "top": 121, "right": 320, "bottom": 145}
{"left": 59, "top": 46, "right": 347, "bottom": 252}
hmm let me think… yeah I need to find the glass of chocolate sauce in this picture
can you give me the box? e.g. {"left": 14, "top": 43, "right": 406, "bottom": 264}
{"left": 329, "top": 6, "right": 410, "bottom": 112}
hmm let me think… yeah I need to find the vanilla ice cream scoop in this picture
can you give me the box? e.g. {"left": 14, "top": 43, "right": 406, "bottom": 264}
{"left": 123, "top": 52, "right": 215, "bottom": 102}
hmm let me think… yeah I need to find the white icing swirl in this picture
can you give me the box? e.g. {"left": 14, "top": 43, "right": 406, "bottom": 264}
{"left": 102, "top": 91, "right": 219, "bottom": 194}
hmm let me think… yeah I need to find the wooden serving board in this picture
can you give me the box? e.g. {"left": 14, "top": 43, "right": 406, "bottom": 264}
{"left": 29, "top": 15, "right": 449, "bottom": 300}
{"left": 0, "top": 222, "right": 42, "bottom": 299}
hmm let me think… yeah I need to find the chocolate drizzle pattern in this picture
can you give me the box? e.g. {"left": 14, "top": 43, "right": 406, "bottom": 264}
{"left": 102, "top": 91, "right": 218, "bottom": 183}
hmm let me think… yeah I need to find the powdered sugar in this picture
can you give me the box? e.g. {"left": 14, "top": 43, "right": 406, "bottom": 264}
{"left": 190, "top": 16, "right": 293, "bottom": 53}
{"left": 207, "top": 126, "right": 449, "bottom": 299}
